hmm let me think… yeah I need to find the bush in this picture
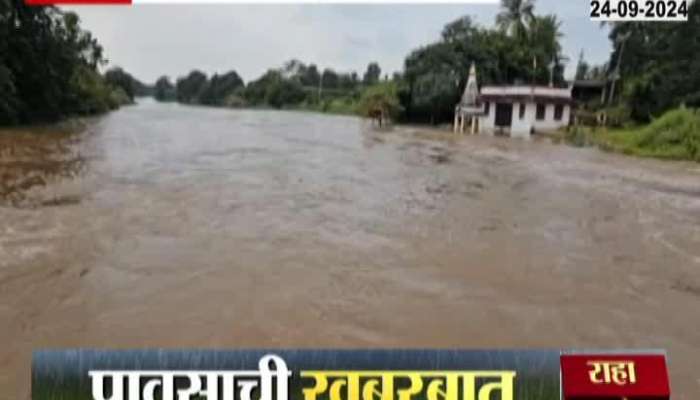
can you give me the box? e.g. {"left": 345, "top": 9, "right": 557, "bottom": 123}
{"left": 357, "top": 82, "right": 403, "bottom": 120}
{"left": 602, "top": 103, "right": 633, "bottom": 127}
{"left": 70, "top": 66, "right": 121, "bottom": 115}
{"left": 636, "top": 107, "right": 700, "bottom": 161}
{"left": 108, "top": 87, "right": 132, "bottom": 109}
{"left": 266, "top": 79, "right": 306, "bottom": 108}
{"left": 565, "top": 126, "right": 591, "bottom": 147}
{"left": 323, "top": 98, "right": 357, "bottom": 115}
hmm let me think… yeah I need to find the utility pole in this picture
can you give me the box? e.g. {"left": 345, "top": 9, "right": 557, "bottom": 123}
{"left": 608, "top": 32, "right": 631, "bottom": 105}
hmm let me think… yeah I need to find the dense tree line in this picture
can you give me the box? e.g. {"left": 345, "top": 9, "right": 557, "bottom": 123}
{"left": 161, "top": 0, "right": 568, "bottom": 123}
{"left": 154, "top": 76, "right": 176, "bottom": 102}
{"left": 164, "top": 60, "right": 382, "bottom": 111}
{"left": 603, "top": 1, "right": 700, "bottom": 121}
{"left": 170, "top": 69, "right": 246, "bottom": 106}
{"left": 243, "top": 70, "right": 305, "bottom": 108}
{"left": 0, "top": 0, "right": 131, "bottom": 125}
{"left": 104, "top": 67, "right": 152, "bottom": 101}
{"left": 153, "top": 0, "right": 697, "bottom": 126}
{"left": 400, "top": 1, "right": 566, "bottom": 123}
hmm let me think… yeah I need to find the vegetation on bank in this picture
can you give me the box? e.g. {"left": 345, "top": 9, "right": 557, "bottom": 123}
{"left": 0, "top": 0, "right": 142, "bottom": 125}
{"left": 154, "top": 0, "right": 568, "bottom": 125}
{"left": 601, "top": 9, "right": 700, "bottom": 123}
{"left": 3, "top": 0, "right": 699, "bottom": 161}
{"left": 567, "top": 108, "right": 700, "bottom": 162}
{"left": 144, "top": 0, "right": 698, "bottom": 161}
{"left": 145, "top": 0, "right": 698, "bottom": 134}
{"left": 154, "top": 60, "right": 383, "bottom": 112}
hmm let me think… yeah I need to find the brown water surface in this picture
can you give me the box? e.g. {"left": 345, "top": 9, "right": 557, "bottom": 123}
{"left": 1, "top": 100, "right": 699, "bottom": 399}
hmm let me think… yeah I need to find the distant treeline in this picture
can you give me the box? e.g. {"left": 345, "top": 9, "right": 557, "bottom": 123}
{"left": 152, "top": 61, "right": 385, "bottom": 115}
{"left": 3, "top": 0, "right": 698, "bottom": 127}
{"left": 154, "top": 0, "right": 700, "bottom": 125}
{"left": 155, "top": 0, "right": 573, "bottom": 123}
{"left": 104, "top": 67, "right": 153, "bottom": 99}
{"left": 0, "top": 0, "right": 137, "bottom": 125}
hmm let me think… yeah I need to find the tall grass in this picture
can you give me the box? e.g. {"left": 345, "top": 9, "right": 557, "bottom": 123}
{"left": 583, "top": 107, "right": 700, "bottom": 162}
{"left": 635, "top": 107, "right": 700, "bottom": 161}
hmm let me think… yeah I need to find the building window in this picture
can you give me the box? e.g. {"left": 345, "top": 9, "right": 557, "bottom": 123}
{"left": 554, "top": 104, "right": 564, "bottom": 121}
{"left": 536, "top": 103, "right": 546, "bottom": 120}
{"left": 519, "top": 103, "right": 526, "bottom": 119}
{"left": 484, "top": 102, "right": 490, "bottom": 116}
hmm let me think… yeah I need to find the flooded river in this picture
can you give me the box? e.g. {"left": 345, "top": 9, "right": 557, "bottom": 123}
{"left": 1, "top": 100, "right": 700, "bottom": 398}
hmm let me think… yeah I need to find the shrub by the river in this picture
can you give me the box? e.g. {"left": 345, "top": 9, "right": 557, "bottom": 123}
{"left": 635, "top": 108, "right": 700, "bottom": 161}
{"left": 566, "top": 126, "right": 592, "bottom": 147}
{"left": 357, "top": 82, "right": 403, "bottom": 121}
{"left": 594, "top": 107, "right": 700, "bottom": 162}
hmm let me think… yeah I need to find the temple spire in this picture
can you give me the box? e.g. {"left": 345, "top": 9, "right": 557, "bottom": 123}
{"left": 461, "top": 62, "right": 479, "bottom": 106}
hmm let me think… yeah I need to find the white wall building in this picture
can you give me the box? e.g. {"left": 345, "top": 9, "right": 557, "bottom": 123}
{"left": 454, "top": 66, "right": 573, "bottom": 139}
{"left": 477, "top": 86, "right": 572, "bottom": 139}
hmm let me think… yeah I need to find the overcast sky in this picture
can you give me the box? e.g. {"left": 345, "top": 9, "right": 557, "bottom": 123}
{"left": 64, "top": 2, "right": 612, "bottom": 84}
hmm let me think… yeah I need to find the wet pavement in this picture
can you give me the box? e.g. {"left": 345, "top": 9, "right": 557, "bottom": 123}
{"left": 1, "top": 99, "right": 699, "bottom": 399}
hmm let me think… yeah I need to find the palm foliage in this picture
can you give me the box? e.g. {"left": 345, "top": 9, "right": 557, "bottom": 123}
{"left": 496, "top": 0, "right": 536, "bottom": 39}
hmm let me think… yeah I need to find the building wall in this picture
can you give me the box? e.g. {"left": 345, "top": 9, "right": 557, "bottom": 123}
{"left": 478, "top": 102, "right": 496, "bottom": 135}
{"left": 510, "top": 102, "right": 536, "bottom": 138}
{"left": 532, "top": 103, "right": 570, "bottom": 132}
{"left": 478, "top": 101, "right": 570, "bottom": 138}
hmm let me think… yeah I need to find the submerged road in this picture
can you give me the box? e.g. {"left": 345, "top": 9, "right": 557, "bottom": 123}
{"left": 1, "top": 100, "right": 699, "bottom": 398}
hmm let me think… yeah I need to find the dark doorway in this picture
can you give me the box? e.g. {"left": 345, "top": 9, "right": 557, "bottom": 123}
{"left": 495, "top": 103, "right": 513, "bottom": 128}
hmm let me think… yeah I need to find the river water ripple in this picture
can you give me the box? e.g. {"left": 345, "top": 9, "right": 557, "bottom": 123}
{"left": 1, "top": 99, "right": 699, "bottom": 398}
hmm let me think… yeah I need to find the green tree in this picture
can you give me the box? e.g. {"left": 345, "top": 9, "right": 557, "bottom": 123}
{"left": 104, "top": 67, "right": 137, "bottom": 101}
{"left": 496, "top": 0, "right": 535, "bottom": 39}
{"left": 321, "top": 69, "right": 339, "bottom": 89}
{"left": 358, "top": 81, "right": 403, "bottom": 121}
{"left": 154, "top": 76, "right": 176, "bottom": 101}
{"left": 575, "top": 50, "right": 590, "bottom": 81}
{"left": 266, "top": 78, "right": 306, "bottom": 108}
{"left": 0, "top": 66, "right": 18, "bottom": 124}
{"left": 199, "top": 70, "right": 244, "bottom": 105}
{"left": 605, "top": 1, "right": 700, "bottom": 120}
{"left": 402, "top": 41, "right": 461, "bottom": 123}
{"left": 528, "top": 14, "right": 565, "bottom": 85}
{"left": 0, "top": 0, "right": 120, "bottom": 125}
{"left": 244, "top": 70, "right": 279, "bottom": 105}
{"left": 363, "top": 62, "right": 381, "bottom": 85}
{"left": 243, "top": 70, "right": 306, "bottom": 108}
{"left": 400, "top": 2, "right": 566, "bottom": 124}
{"left": 176, "top": 70, "right": 208, "bottom": 104}
{"left": 301, "top": 64, "right": 321, "bottom": 86}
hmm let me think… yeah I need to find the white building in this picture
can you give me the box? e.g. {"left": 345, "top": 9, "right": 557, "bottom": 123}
{"left": 454, "top": 66, "right": 573, "bottom": 139}
{"left": 478, "top": 86, "right": 572, "bottom": 138}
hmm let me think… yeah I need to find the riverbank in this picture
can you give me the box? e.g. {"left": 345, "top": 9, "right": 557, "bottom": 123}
{"left": 563, "top": 108, "right": 700, "bottom": 163}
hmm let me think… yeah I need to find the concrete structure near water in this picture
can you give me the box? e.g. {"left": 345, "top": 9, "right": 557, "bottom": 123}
{"left": 454, "top": 65, "right": 573, "bottom": 139}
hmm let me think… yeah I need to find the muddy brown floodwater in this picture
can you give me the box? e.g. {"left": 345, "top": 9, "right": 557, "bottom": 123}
{"left": 1, "top": 99, "right": 699, "bottom": 399}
